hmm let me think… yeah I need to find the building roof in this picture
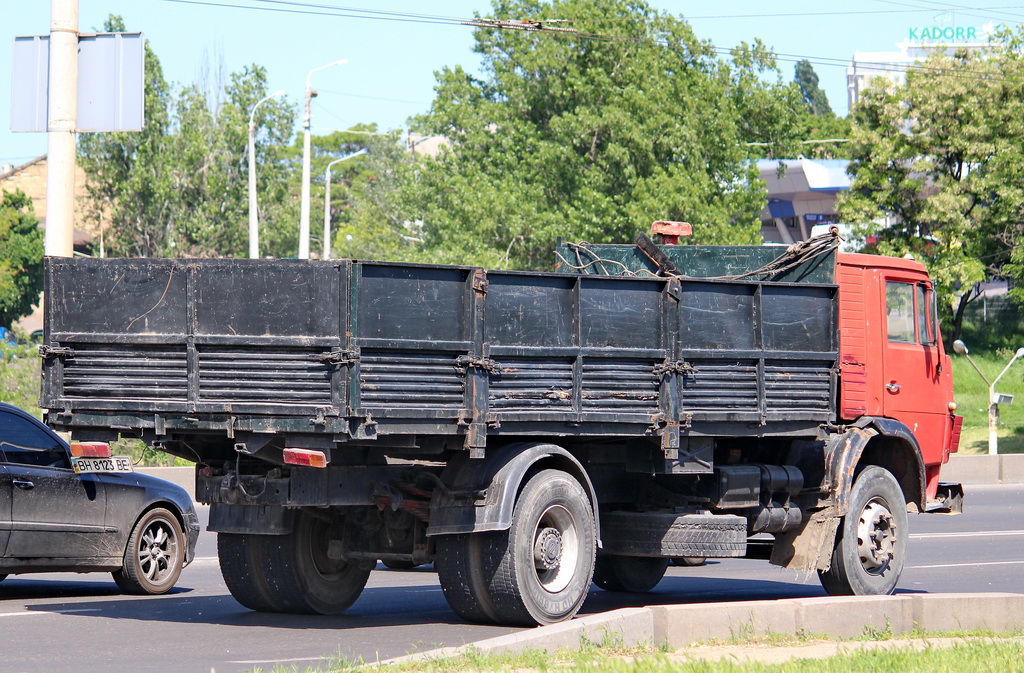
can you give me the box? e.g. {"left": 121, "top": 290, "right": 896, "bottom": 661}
{"left": 0, "top": 155, "right": 47, "bottom": 180}
{"left": 757, "top": 158, "right": 852, "bottom": 196}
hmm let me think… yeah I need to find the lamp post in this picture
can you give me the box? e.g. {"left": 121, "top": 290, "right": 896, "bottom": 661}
{"left": 953, "top": 339, "right": 1024, "bottom": 455}
{"left": 247, "top": 89, "right": 286, "bottom": 259}
{"left": 323, "top": 149, "right": 367, "bottom": 259}
{"left": 299, "top": 59, "right": 347, "bottom": 259}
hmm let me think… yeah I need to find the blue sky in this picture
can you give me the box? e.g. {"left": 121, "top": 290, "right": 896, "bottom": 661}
{"left": 2, "top": 1, "right": 1018, "bottom": 166}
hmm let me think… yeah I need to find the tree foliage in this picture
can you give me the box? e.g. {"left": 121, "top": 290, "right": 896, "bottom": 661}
{"left": 321, "top": 128, "right": 420, "bottom": 260}
{"left": 795, "top": 59, "right": 833, "bottom": 116}
{"left": 375, "top": 0, "right": 815, "bottom": 269}
{"left": 0, "top": 190, "right": 44, "bottom": 327}
{"left": 788, "top": 60, "right": 851, "bottom": 160}
{"left": 78, "top": 16, "right": 298, "bottom": 258}
{"left": 838, "top": 36, "right": 1024, "bottom": 341}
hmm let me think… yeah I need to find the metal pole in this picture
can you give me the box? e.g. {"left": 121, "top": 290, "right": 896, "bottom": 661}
{"left": 989, "top": 385, "right": 999, "bottom": 456}
{"left": 45, "top": 0, "right": 78, "bottom": 258}
{"left": 248, "top": 119, "right": 258, "bottom": 259}
{"left": 299, "top": 92, "right": 313, "bottom": 259}
{"left": 987, "top": 347, "right": 1024, "bottom": 455}
{"left": 323, "top": 161, "right": 333, "bottom": 260}
{"left": 247, "top": 90, "right": 284, "bottom": 259}
{"left": 299, "top": 59, "right": 346, "bottom": 259}
{"left": 322, "top": 149, "right": 366, "bottom": 260}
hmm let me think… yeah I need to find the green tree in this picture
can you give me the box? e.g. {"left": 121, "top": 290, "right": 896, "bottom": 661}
{"left": 795, "top": 59, "right": 833, "bottom": 116}
{"left": 320, "top": 128, "right": 419, "bottom": 260}
{"left": 0, "top": 190, "right": 44, "bottom": 327}
{"left": 386, "top": 0, "right": 813, "bottom": 269}
{"left": 78, "top": 16, "right": 297, "bottom": 258}
{"left": 789, "top": 59, "right": 851, "bottom": 160}
{"left": 839, "top": 40, "right": 1024, "bottom": 342}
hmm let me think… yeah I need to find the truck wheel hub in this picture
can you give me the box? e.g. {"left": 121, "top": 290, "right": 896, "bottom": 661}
{"left": 856, "top": 501, "right": 896, "bottom": 573}
{"left": 534, "top": 528, "right": 562, "bottom": 570}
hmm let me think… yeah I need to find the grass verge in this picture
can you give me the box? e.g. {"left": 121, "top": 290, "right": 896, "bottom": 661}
{"left": 257, "top": 629, "right": 1024, "bottom": 673}
{"left": 951, "top": 351, "right": 1024, "bottom": 454}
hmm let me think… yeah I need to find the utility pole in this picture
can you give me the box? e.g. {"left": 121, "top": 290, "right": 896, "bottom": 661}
{"left": 322, "top": 148, "right": 366, "bottom": 259}
{"left": 953, "top": 339, "right": 1024, "bottom": 455}
{"left": 247, "top": 89, "right": 285, "bottom": 259}
{"left": 45, "top": 0, "right": 78, "bottom": 258}
{"left": 298, "top": 59, "right": 345, "bottom": 259}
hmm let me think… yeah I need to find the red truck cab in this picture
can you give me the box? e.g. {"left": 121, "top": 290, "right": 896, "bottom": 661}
{"left": 837, "top": 252, "right": 963, "bottom": 502}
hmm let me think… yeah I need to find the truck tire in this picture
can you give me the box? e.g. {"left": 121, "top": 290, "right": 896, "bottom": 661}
{"left": 593, "top": 555, "right": 668, "bottom": 593}
{"left": 258, "top": 511, "right": 372, "bottom": 615}
{"left": 818, "top": 466, "right": 907, "bottom": 596}
{"left": 217, "top": 533, "right": 282, "bottom": 612}
{"left": 436, "top": 469, "right": 596, "bottom": 626}
{"left": 600, "top": 511, "right": 746, "bottom": 558}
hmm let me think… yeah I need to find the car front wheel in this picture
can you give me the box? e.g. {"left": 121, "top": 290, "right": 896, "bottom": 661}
{"left": 113, "top": 507, "right": 185, "bottom": 595}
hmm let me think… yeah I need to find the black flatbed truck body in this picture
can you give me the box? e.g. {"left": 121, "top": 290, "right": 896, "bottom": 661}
{"left": 41, "top": 255, "right": 838, "bottom": 459}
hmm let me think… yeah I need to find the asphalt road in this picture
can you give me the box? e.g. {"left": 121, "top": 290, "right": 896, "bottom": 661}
{"left": 1, "top": 483, "right": 1022, "bottom": 673}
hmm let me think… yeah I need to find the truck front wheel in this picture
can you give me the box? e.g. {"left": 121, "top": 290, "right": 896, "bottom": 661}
{"left": 818, "top": 466, "right": 907, "bottom": 596}
{"left": 436, "top": 469, "right": 596, "bottom": 626}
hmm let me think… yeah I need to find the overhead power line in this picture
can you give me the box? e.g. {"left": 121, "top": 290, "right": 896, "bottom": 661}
{"left": 155, "top": 0, "right": 471, "bottom": 26}
{"left": 154, "top": 0, "right": 1024, "bottom": 82}
{"left": 868, "top": 0, "right": 1024, "bottom": 23}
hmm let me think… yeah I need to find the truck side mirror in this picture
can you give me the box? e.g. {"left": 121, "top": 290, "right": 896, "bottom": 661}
{"left": 952, "top": 340, "right": 968, "bottom": 355}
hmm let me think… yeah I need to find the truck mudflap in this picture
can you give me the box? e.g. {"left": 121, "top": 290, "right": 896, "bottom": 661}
{"left": 926, "top": 482, "right": 964, "bottom": 514}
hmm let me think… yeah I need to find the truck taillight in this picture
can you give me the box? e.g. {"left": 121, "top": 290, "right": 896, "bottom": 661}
{"left": 70, "top": 441, "right": 111, "bottom": 458}
{"left": 283, "top": 448, "right": 328, "bottom": 468}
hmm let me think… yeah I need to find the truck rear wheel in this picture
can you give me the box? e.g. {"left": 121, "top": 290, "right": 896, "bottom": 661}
{"left": 818, "top": 466, "right": 907, "bottom": 596}
{"left": 593, "top": 555, "right": 668, "bottom": 593}
{"left": 436, "top": 469, "right": 596, "bottom": 626}
{"left": 259, "top": 511, "right": 372, "bottom": 614}
{"left": 217, "top": 533, "right": 281, "bottom": 612}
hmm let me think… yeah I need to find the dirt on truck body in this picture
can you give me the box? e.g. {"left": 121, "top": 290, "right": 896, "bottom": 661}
{"left": 40, "top": 230, "right": 963, "bottom": 626}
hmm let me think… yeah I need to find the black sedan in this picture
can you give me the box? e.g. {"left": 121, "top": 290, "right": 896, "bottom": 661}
{"left": 0, "top": 403, "right": 199, "bottom": 594}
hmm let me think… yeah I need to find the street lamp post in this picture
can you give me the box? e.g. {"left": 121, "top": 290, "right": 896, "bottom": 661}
{"left": 322, "top": 149, "right": 367, "bottom": 260}
{"left": 299, "top": 59, "right": 347, "bottom": 259}
{"left": 248, "top": 89, "right": 286, "bottom": 259}
{"left": 952, "top": 339, "right": 1024, "bottom": 455}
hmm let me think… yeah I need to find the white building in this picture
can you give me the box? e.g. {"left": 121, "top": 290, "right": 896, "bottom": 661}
{"left": 847, "top": 20, "right": 1000, "bottom": 109}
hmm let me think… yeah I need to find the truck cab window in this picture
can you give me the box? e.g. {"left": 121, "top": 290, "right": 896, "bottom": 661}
{"left": 886, "top": 282, "right": 916, "bottom": 343}
{"left": 918, "top": 284, "right": 937, "bottom": 346}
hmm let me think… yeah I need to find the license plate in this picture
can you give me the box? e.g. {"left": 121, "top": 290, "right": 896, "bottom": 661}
{"left": 71, "top": 456, "right": 134, "bottom": 474}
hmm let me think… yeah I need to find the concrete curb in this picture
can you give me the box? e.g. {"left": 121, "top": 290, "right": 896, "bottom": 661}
{"left": 382, "top": 593, "right": 1024, "bottom": 666}
{"left": 942, "top": 454, "right": 1024, "bottom": 485}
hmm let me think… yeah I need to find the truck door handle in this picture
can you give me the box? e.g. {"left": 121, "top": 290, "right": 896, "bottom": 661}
{"left": 886, "top": 383, "right": 901, "bottom": 393}
{"left": 13, "top": 480, "right": 34, "bottom": 490}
